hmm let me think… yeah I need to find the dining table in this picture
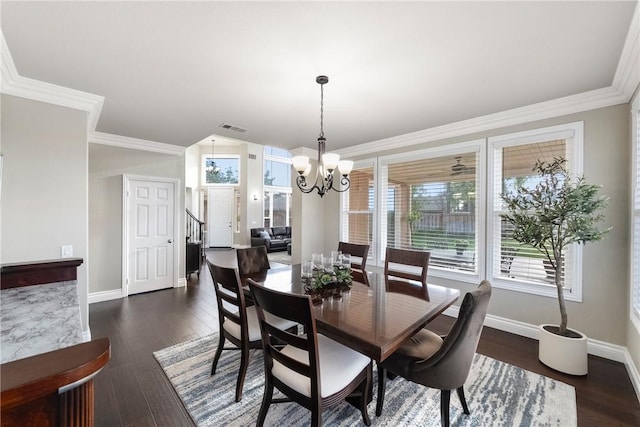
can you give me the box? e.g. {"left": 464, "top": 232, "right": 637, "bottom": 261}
{"left": 248, "top": 264, "right": 460, "bottom": 363}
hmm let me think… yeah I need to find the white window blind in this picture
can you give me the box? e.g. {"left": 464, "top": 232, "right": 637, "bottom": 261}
{"left": 341, "top": 167, "right": 374, "bottom": 260}
{"left": 381, "top": 152, "right": 478, "bottom": 273}
{"left": 489, "top": 121, "right": 583, "bottom": 300}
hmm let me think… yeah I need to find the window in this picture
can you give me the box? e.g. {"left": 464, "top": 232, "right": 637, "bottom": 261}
{"left": 378, "top": 142, "right": 483, "bottom": 276}
{"left": 340, "top": 162, "right": 375, "bottom": 260}
{"left": 263, "top": 147, "right": 292, "bottom": 227}
{"left": 201, "top": 155, "right": 240, "bottom": 185}
{"left": 488, "top": 122, "right": 583, "bottom": 300}
{"left": 632, "top": 95, "right": 640, "bottom": 332}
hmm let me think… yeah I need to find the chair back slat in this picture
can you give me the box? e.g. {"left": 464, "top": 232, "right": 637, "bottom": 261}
{"left": 236, "top": 246, "right": 270, "bottom": 281}
{"left": 338, "top": 242, "right": 370, "bottom": 270}
{"left": 384, "top": 248, "right": 431, "bottom": 299}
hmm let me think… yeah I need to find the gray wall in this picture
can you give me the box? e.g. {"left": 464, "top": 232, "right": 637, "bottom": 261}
{"left": 1, "top": 94, "right": 90, "bottom": 336}
{"left": 88, "top": 144, "right": 185, "bottom": 293}
{"left": 323, "top": 103, "right": 630, "bottom": 347}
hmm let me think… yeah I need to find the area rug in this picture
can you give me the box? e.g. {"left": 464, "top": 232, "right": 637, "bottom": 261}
{"left": 154, "top": 334, "right": 576, "bottom": 426}
{"left": 267, "top": 251, "right": 291, "bottom": 265}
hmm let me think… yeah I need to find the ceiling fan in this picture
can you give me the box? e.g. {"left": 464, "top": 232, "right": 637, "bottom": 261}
{"left": 450, "top": 156, "right": 475, "bottom": 176}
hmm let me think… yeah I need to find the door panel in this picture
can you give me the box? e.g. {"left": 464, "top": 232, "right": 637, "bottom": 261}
{"left": 127, "top": 179, "right": 175, "bottom": 295}
{"left": 208, "top": 187, "right": 234, "bottom": 247}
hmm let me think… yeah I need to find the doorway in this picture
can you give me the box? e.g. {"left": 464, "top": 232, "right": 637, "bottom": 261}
{"left": 123, "top": 175, "right": 179, "bottom": 295}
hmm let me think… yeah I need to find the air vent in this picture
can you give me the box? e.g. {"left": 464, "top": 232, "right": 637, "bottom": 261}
{"left": 219, "top": 123, "right": 247, "bottom": 133}
{"left": 248, "top": 154, "right": 257, "bottom": 160}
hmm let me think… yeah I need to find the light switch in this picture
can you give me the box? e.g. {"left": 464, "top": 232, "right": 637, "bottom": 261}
{"left": 61, "top": 245, "right": 73, "bottom": 258}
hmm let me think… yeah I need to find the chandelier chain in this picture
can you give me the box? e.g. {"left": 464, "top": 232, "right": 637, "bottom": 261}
{"left": 319, "top": 82, "right": 324, "bottom": 139}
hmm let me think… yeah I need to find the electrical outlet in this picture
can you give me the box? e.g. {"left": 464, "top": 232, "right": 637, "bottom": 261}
{"left": 61, "top": 245, "right": 73, "bottom": 258}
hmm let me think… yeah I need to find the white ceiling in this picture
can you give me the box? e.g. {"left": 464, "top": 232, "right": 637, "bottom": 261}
{"left": 1, "top": 1, "right": 637, "bottom": 152}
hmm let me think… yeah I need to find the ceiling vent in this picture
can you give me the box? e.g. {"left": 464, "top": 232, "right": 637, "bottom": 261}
{"left": 219, "top": 123, "right": 247, "bottom": 133}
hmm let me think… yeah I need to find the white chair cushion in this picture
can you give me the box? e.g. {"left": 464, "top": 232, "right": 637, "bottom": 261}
{"left": 271, "top": 334, "right": 370, "bottom": 398}
{"left": 223, "top": 306, "right": 296, "bottom": 342}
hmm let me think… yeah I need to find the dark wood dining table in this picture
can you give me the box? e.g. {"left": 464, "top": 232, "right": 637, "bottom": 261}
{"left": 249, "top": 264, "right": 460, "bottom": 363}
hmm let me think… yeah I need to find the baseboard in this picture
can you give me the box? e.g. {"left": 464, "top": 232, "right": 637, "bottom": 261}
{"left": 624, "top": 349, "right": 640, "bottom": 404}
{"left": 443, "top": 306, "right": 629, "bottom": 363}
{"left": 88, "top": 289, "right": 123, "bottom": 304}
{"left": 176, "top": 278, "right": 187, "bottom": 288}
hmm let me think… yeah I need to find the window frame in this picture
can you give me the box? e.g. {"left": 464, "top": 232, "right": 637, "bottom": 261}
{"left": 631, "top": 94, "right": 640, "bottom": 333}
{"left": 487, "top": 121, "right": 584, "bottom": 301}
{"left": 375, "top": 139, "right": 485, "bottom": 282}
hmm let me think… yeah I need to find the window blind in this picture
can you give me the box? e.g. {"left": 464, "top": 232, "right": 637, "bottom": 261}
{"left": 382, "top": 153, "right": 478, "bottom": 273}
{"left": 493, "top": 139, "right": 570, "bottom": 287}
{"left": 341, "top": 167, "right": 374, "bottom": 259}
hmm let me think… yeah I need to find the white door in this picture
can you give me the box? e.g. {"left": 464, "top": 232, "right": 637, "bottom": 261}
{"left": 208, "top": 187, "right": 234, "bottom": 247}
{"left": 127, "top": 178, "right": 175, "bottom": 295}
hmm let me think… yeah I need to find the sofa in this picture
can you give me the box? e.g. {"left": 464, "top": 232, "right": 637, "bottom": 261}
{"left": 250, "top": 227, "right": 292, "bottom": 252}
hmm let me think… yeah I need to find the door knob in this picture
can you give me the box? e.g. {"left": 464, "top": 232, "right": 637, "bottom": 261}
{"left": 168, "top": 239, "right": 173, "bottom": 243}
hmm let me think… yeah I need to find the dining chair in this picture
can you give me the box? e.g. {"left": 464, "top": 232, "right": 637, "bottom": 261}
{"left": 338, "top": 241, "right": 370, "bottom": 285}
{"left": 247, "top": 279, "right": 372, "bottom": 427}
{"left": 236, "top": 246, "right": 270, "bottom": 283}
{"left": 384, "top": 247, "right": 431, "bottom": 300}
{"left": 376, "top": 280, "right": 492, "bottom": 427}
{"left": 207, "top": 261, "right": 295, "bottom": 402}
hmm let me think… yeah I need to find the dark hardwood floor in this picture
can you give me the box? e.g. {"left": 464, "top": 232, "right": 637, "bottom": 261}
{"left": 90, "top": 257, "right": 640, "bottom": 426}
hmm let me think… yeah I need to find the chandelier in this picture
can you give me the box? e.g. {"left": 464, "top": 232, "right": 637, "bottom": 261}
{"left": 292, "top": 75, "right": 353, "bottom": 197}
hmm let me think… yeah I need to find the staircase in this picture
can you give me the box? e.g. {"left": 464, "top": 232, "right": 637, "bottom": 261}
{"left": 186, "top": 209, "right": 205, "bottom": 278}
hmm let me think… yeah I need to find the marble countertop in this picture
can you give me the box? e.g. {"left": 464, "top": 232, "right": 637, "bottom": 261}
{"left": 1, "top": 281, "right": 84, "bottom": 363}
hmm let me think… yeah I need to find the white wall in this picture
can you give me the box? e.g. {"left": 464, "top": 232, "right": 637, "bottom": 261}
{"left": 1, "top": 94, "right": 90, "bottom": 336}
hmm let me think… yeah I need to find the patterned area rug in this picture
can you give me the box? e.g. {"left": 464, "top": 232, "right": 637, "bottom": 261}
{"left": 154, "top": 334, "right": 577, "bottom": 426}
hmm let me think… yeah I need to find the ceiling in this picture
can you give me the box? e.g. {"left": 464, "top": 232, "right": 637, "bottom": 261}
{"left": 1, "top": 1, "right": 637, "bottom": 153}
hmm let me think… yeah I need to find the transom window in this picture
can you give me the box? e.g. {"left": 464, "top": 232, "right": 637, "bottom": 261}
{"left": 201, "top": 155, "right": 240, "bottom": 185}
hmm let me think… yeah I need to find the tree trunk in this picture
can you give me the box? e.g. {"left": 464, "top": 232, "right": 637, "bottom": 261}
{"left": 555, "top": 262, "right": 568, "bottom": 335}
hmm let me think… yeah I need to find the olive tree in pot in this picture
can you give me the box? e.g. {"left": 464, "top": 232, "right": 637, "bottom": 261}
{"left": 501, "top": 157, "right": 610, "bottom": 375}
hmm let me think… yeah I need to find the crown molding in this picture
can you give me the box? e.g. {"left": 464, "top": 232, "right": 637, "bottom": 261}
{"left": 89, "top": 132, "right": 185, "bottom": 156}
{"left": 338, "top": 5, "right": 640, "bottom": 159}
{"left": 1, "top": 30, "right": 104, "bottom": 133}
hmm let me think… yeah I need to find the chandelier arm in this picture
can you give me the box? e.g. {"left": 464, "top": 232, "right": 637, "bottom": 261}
{"left": 296, "top": 176, "right": 319, "bottom": 194}
{"left": 330, "top": 176, "right": 351, "bottom": 193}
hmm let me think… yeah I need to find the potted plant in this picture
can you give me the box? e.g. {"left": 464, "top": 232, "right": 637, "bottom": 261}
{"left": 501, "top": 157, "right": 610, "bottom": 375}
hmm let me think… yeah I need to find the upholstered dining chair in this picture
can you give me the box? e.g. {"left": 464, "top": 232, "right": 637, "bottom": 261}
{"left": 384, "top": 247, "right": 431, "bottom": 300}
{"left": 338, "top": 241, "right": 370, "bottom": 285}
{"left": 376, "top": 280, "right": 492, "bottom": 427}
{"left": 247, "top": 279, "right": 373, "bottom": 427}
{"left": 207, "top": 261, "right": 295, "bottom": 402}
{"left": 236, "top": 246, "right": 270, "bottom": 283}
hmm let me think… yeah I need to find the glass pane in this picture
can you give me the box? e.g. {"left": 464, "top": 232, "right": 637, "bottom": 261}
{"left": 264, "top": 146, "right": 292, "bottom": 158}
{"left": 205, "top": 157, "right": 239, "bottom": 184}
{"left": 264, "top": 160, "right": 292, "bottom": 187}
{"left": 385, "top": 154, "right": 477, "bottom": 273}
{"left": 496, "top": 139, "right": 566, "bottom": 285}
{"left": 272, "top": 192, "right": 288, "bottom": 227}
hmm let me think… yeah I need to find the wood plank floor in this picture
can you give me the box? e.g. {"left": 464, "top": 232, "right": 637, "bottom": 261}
{"left": 90, "top": 253, "right": 640, "bottom": 426}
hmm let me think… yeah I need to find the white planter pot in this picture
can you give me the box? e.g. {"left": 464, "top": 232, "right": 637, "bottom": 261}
{"left": 538, "top": 324, "right": 588, "bottom": 375}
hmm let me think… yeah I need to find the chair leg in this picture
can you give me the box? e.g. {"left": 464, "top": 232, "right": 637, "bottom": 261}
{"left": 235, "top": 346, "right": 250, "bottom": 402}
{"left": 456, "top": 386, "right": 470, "bottom": 415}
{"left": 359, "top": 362, "right": 372, "bottom": 426}
{"left": 311, "top": 401, "right": 322, "bottom": 427}
{"left": 375, "top": 364, "right": 387, "bottom": 417}
{"left": 211, "top": 335, "right": 225, "bottom": 375}
{"left": 440, "top": 389, "right": 451, "bottom": 427}
{"left": 256, "top": 378, "right": 273, "bottom": 427}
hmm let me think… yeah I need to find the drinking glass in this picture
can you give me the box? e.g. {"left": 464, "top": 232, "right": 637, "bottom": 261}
{"left": 323, "top": 255, "right": 334, "bottom": 273}
{"left": 341, "top": 253, "right": 351, "bottom": 269}
{"left": 331, "top": 251, "right": 342, "bottom": 267}
{"left": 312, "top": 253, "right": 324, "bottom": 271}
{"left": 302, "top": 260, "right": 313, "bottom": 278}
